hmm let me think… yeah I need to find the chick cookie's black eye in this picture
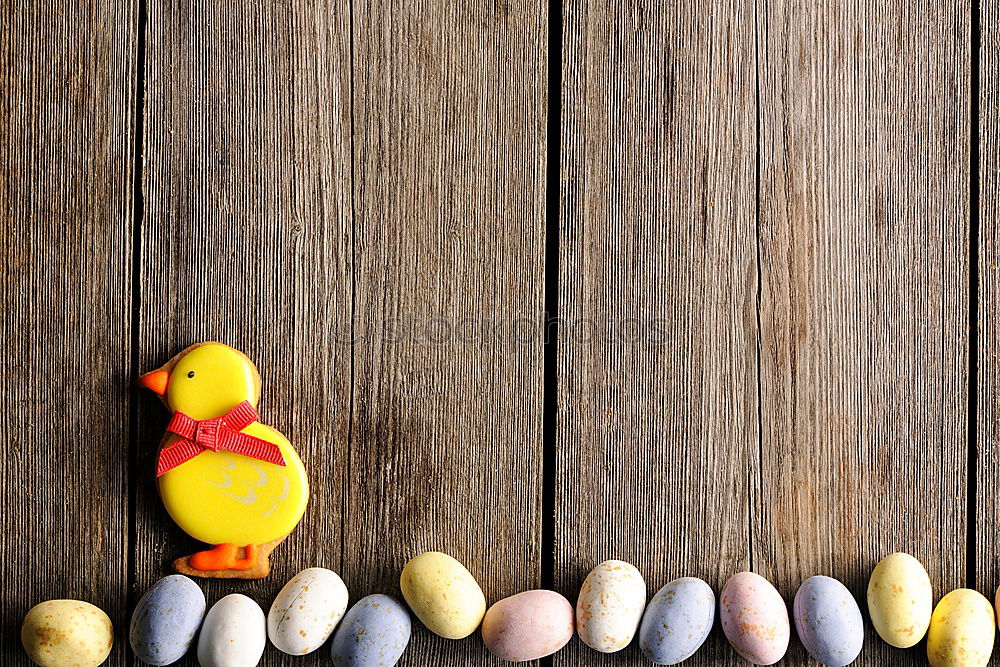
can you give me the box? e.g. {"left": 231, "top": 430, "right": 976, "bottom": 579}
{"left": 187, "top": 371, "right": 195, "bottom": 378}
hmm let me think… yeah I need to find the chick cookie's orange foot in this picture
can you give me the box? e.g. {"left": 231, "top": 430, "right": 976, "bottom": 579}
{"left": 189, "top": 543, "right": 257, "bottom": 571}
{"left": 174, "top": 543, "right": 275, "bottom": 580}
{"left": 138, "top": 342, "right": 310, "bottom": 581}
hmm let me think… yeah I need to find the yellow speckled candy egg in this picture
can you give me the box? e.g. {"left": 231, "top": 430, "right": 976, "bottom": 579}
{"left": 576, "top": 559, "right": 646, "bottom": 653}
{"left": 927, "top": 589, "right": 995, "bottom": 667}
{"left": 21, "top": 599, "right": 113, "bottom": 667}
{"left": 867, "top": 552, "right": 933, "bottom": 648}
{"left": 400, "top": 551, "right": 486, "bottom": 639}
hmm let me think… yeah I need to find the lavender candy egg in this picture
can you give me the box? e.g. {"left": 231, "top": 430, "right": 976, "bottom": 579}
{"left": 793, "top": 576, "right": 864, "bottom": 666}
{"left": 639, "top": 578, "right": 715, "bottom": 665}
{"left": 720, "top": 572, "right": 789, "bottom": 665}
{"left": 130, "top": 575, "right": 207, "bottom": 666}
{"left": 482, "top": 590, "right": 574, "bottom": 661}
{"left": 329, "top": 594, "right": 411, "bottom": 666}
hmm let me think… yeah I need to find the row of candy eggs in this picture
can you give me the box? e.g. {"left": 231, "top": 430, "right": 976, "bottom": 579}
{"left": 869, "top": 553, "right": 995, "bottom": 666}
{"left": 580, "top": 554, "right": 997, "bottom": 666}
{"left": 130, "top": 568, "right": 411, "bottom": 666}
{"left": 20, "top": 569, "right": 410, "bottom": 667}
{"left": 12, "top": 568, "right": 847, "bottom": 667}
{"left": 20, "top": 552, "right": 571, "bottom": 667}
{"left": 194, "top": 589, "right": 410, "bottom": 666}
{"left": 400, "top": 554, "right": 761, "bottom": 662}
{"left": 402, "top": 552, "right": 998, "bottom": 666}
{"left": 21, "top": 550, "right": 994, "bottom": 667}
{"left": 400, "top": 551, "right": 575, "bottom": 660}
{"left": 401, "top": 554, "right": 782, "bottom": 663}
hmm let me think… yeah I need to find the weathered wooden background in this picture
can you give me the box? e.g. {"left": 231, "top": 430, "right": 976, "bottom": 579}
{"left": 0, "top": 0, "right": 986, "bottom": 665}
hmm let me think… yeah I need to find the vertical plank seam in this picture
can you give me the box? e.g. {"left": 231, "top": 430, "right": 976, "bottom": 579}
{"left": 541, "top": 0, "right": 561, "bottom": 599}
{"left": 342, "top": 0, "right": 357, "bottom": 579}
{"left": 968, "top": 0, "right": 982, "bottom": 591}
{"left": 541, "top": 2, "right": 561, "bottom": 666}
{"left": 751, "top": 0, "right": 764, "bottom": 575}
{"left": 125, "top": 0, "right": 148, "bottom": 654}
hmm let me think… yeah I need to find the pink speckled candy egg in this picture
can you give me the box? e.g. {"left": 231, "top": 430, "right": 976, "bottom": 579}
{"left": 481, "top": 590, "right": 574, "bottom": 662}
{"left": 720, "top": 572, "right": 789, "bottom": 665}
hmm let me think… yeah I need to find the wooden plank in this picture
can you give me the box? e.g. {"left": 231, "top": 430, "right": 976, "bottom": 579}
{"left": 556, "top": 1, "right": 758, "bottom": 664}
{"left": 756, "top": 1, "right": 971, "bottom": 664}
{"left": 978, "top": 0, "right": 999, "bottom": 602}
{"left": 345, "top": 1, "right": 546, "bottom": 664}
{"left": 136, "top": 0, "right": 353, "bottom": 664}
{"left": 0, "top": 1, "right": 136, "bottom": 664}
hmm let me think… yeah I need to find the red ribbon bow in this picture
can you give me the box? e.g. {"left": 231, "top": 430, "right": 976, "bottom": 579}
{"left": 156, "top": 401, "right": 286, "bottom": 477}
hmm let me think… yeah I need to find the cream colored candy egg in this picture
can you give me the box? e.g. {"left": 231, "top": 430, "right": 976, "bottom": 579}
{"left": 576, "top": 559, "right": 646, "bottom": 653}
{"left": 267, "top": 567, "right": 349, "bottom": 655}
{"left": 867, "top": 552, "right": 933, "bottom": 648}
{"left": 21, "top": 599, "right": 113, "bottom": 667}
{"left": 927, "top": 589, "right": 995, "bottom": 667}
{"left": 400, "top": 551, "right": 486, "bottom": 639}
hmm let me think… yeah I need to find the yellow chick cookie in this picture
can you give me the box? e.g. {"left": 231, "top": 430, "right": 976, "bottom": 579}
{"left": 139, "top": 342, "right": 309, "bottom": 579}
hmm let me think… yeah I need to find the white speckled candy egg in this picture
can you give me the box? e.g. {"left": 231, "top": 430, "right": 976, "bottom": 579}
{"left": 720, "top": 572, "right": 789, "bottom": 665}
{"left": 927, "top": 589, "right": 995, "bottom": 667}
{"left": 576, "top": 559, "right": 646, "bottom": 653}
{"left": 21, "top": 600, "right": 113, "bottom": 667}
{"left": 400, "top": 551, "right": 487, "bottom": 639}
{"left": 639, "top": 577, "right": 715, "bottom": 665}
{"left": 197, "top": 594, "right": 266, "bottom": 667}
{"left": 867, "top": 553, "right": 932, "bottom": 648}
{"left": 267, "top": 567, "right": 349, "bottom": 655}
{"left": 793, "top": 575, "right": 863, "bottom": 667}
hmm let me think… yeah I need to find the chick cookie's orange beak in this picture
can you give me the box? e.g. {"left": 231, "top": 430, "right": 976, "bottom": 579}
{"left": 139, "top": 369, "right": 169, "bottom": 396}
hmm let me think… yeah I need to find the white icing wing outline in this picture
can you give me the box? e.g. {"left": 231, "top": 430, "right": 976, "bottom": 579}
{"left": 206, "top": 470, "right": 233, "bottom": 489}
{"left": 247, "top": 463, "right": 269, "bottom": 487}
{"left": 222, "top": 487, "right": 257, "bottom": 505}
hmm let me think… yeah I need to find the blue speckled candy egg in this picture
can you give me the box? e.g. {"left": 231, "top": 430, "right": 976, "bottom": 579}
{"left": 329, "top": 594, "right": 411, "bottom": 666}
{"left": 130, "top": 575, "right": 206, "bottom": 666}
{"left": 793, "top": 576, "right": 864, "bottom": 667}
{"left": 639, "top": 577, "right": 715, "bottom": 665}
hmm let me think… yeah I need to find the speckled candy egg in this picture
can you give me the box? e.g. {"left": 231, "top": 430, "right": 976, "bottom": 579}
{"left": 482, "top": 590, "right": 574, "bottom": 661}
{"left": 720, "top": 572, "right": 789, "bottom": 665}
{"left": 400, "top": 551, "right": 486, "bottom": 639}
{"left": 267, "top": 567, "right": 349, "bottom": 655}
{"left": 793, "top": 575, "right": 863, "bottom": 666}
{"left": 21, "top": 600, "right": 113, "bottom": 667}
{"left": 576, "top": 560, "right": 647, "bottom": 653}
{"left": 638, "top": 577, "right": 715, "bottom": 665}
{"left": 867, "top": 552, "right": 932, "bottom": 648}
{"left": 130, "top": 574, "right": 206, "bottom": 665}
{"left": 329, "top": 594, "right": 411, "bottom": 666}
{"left": 197, "top": 594, "right": 266, "bottom": 667}
{"left": 927, "top": 589, "right": 995, "bottom": 667}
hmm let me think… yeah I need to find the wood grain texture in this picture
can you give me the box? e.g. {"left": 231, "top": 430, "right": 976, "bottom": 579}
{"left": 136, "top": 0, "right": 353, "bottom": 664}
{"left": 978, "top": 0, "right": 999, "bottom": 600}
{"left": 3, "top": 1, "right": 984, "bottom": 666}
{"left": 556, "top": 1, "right": 758, "bottom": 664}
{"left": 138, "top": 1, "right": 545, "bottom": 665}
{"left": 0, "top": 1, "right": 136, "bottom": 664}
{"left": 345, "top": 1, "right": 546, "bottom": 664}
{"left": 756, "top": 1, "right": 971, "bottom": 664}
